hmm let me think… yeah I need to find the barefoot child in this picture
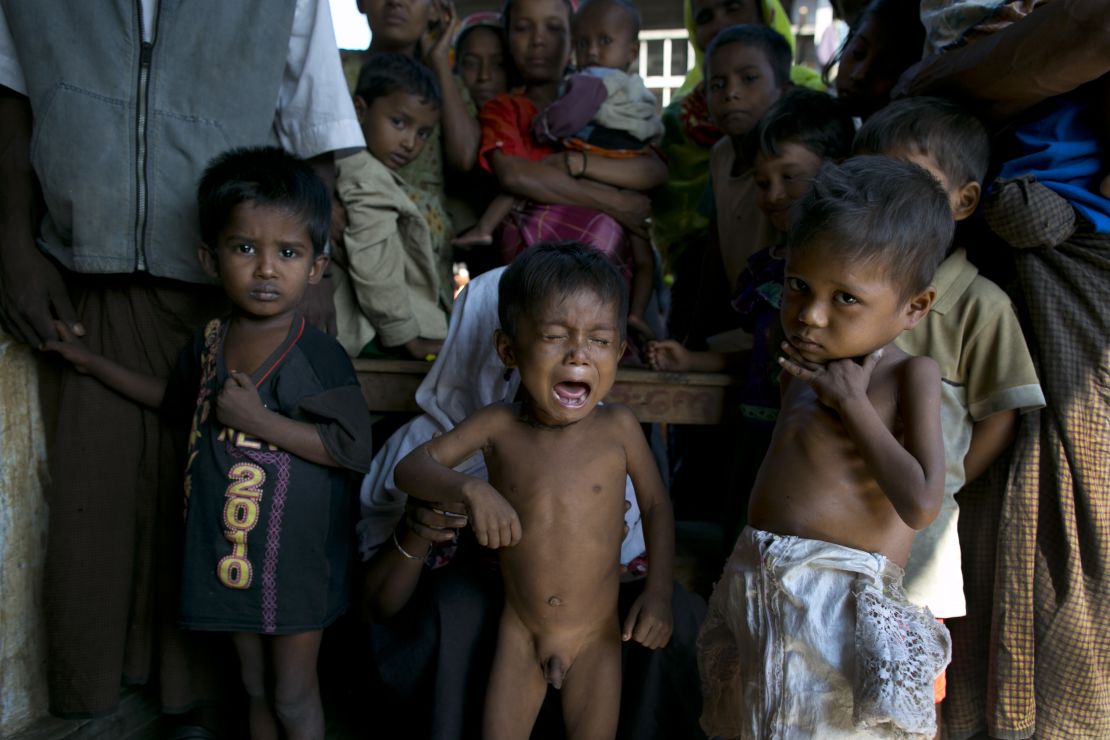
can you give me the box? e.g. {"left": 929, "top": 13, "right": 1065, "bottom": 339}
{"left": 456, "top": 0, "right": 663, "bottom": 341}
{"left": 698, "top": 157, "right": 954, "bottom": 739}
{"left": 853, "top": 96, "right": 1045, "bottom": 709}
{"left": 45, "top": 147, "right": 374, "bottom": 740}
{"left": 646, "top": 88, "right": 855, "bottom": 548}
{"left": 395, "top": 241, "right": 675, "bottom": 739}
{"left": 332, "top": 53, "right": 451, "bottom": 361}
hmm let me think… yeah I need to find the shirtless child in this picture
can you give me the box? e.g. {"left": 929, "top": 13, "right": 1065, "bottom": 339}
{"left": 698, "top": 157, "right": 954, "bottom": 739}
{"left": 395, "top": 241, "right": 674, "bottom": 739}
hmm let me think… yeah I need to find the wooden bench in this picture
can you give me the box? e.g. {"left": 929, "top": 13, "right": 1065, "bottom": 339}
{"left": 354, "top": 359, "right": 740, "bottom": 425}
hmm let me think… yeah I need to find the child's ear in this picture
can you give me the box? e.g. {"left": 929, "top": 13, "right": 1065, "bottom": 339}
{"left": 952, "top": 180, "right": 981, "bottom": 222}
{"left": 902, "top": 285, "right": 937, "bottom": 329}
{"left": 307, "top": 253, "right": 329, "bottom": 285}
{"left": 197, "top": 245, "right": 219, "bottom": 279}
{"left": 494, "top": 329, "right": 517, "bottom": 368}
{"left": 353, "top": 94, "right": 368, "bottom": 124}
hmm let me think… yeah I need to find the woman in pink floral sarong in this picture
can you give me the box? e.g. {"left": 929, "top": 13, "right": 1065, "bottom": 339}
{"left": 476, "top": 0, "right": 666, "bottom": 275}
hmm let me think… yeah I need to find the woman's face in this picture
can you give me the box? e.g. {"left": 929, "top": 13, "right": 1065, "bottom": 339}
{"left": 457, "top": 27, "right": 509, "bottom": 108}
{"left": 691, "top": 0, "right": 762, "bottom": 53}
{"left": 360, "top": 0, "right": 433, "bottom": 52}
{"left": 505, "top": 0, "right": 572, "bottom": 85}
{"left": 836, "top": 16, "right": 907, "bottom": 119}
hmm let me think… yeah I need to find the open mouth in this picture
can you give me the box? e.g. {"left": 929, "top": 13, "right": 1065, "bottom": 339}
{"left": 553, "top": 381, "right": 591, "bottom": 409}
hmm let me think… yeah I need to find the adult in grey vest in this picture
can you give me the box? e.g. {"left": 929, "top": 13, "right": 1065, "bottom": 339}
{"left": 0, "top": 0, "right": 362, "bottom": 720}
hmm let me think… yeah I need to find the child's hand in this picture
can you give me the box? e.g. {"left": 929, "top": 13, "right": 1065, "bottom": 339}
{"left": 215, "top": 370, "right": 267, "bottom": 435}
{"left": 462, "top": 481, "right": 522, "bottom": 549}
{"left": 41, "top": 320, "right": 97, "bottom": 373}
{"left": 779, "top": 341, "right": 883, "bottom": 411}
{"left": 622, "top": 586, "right": 673, "bottom": 649}
{"left": 644, "top": 339, "right": 688, "bottom": 371}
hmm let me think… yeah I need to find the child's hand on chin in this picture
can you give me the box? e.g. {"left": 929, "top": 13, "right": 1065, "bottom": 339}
{"left": 622, "top": 587, "right": 673, "bottom": 650}
{"left": 461, "top": 480, "right": 522, "bottom": 549}
{"left": 216, "top": 370, "right": 267, "bottom": 434}
{"left": 779, "top": 341, "right": 883, "bottom": 412}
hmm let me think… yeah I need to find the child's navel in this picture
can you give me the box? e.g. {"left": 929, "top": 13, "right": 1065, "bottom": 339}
{"left": 592, "top": 484, "right": 602, "bottom": 493}
{"left": 547, "top": 595, "right": 563, "bottom": 607}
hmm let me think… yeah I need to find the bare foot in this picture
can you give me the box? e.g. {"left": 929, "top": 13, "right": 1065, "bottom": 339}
{"left": 452, "top": 227, "right": 494, "bottom": 248}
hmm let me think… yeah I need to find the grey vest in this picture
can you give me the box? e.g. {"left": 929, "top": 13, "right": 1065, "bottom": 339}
{"left": 3, "top": 0, "right": 298, "bottom": 282}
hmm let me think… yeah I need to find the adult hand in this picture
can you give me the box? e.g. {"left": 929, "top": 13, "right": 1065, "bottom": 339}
{"left": 424, "top": 0, "right": 460, "bottom": 74}
{"left": 0, "top": 240, "right": 83, "bottom": 347}
{"left": 215, "top": 369, "right": 267, "bottom": 435}
{"left": 299, "top": 271, "right": 337, "bottom": 336}
{"left": 403, "top": 498, "right": 468, "bottom": 545}
{"left": 778, "top": 341, "right": 882, "bottom": 412}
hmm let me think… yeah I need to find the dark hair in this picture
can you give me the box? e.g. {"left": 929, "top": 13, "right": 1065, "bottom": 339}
{"left": 705, "top": 24, "right": 793, "bottom": 88}
{"left": 501, "top": 0, "right": 575, "bottom": 33}
{"left": 853, "top": 96, "right": 991, "bottom": 186}
{"left": 355, "top": 53, "right": 442, "bottom": 109}
{"left": 575, "top": 0, "right": 641, "bottom": 37}
{"left": 498, "top": 241, "right": 629, "bottom": 340}
{"left": 197, "top": 146, "right": 330, "bottom": 256}
{"left": 787, "top": 156, "right": 954, "bottom": 299}
{"left": 747, "top": 88, "right": 855, "bottom": 163}
{"left": 822, "top": 0, "right": 925, "bottom": 89}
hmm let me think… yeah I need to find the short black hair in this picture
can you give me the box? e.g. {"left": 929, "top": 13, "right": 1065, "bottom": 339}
{"left": 498, "top": 241, "right": 629, "bottom": 341}
{"left": 787, "top": 156, "right": 954, "bottom": 299}
{"left": 354, "top": 53, "right": 442, "bottom": 109}
{"left": 197, "top": 146, "right": 330, "bottom": 256}
{"left": 705, "top": 24, "right": 793, "bottom": 88}
{"left": 853, "top": 96, "right": 991, "bottom": 186}
{"left": 574, "top": 0, "right": 642, "bottom": 37}
{"left": 747, "top": 87, "right": 855, "bottom": 163}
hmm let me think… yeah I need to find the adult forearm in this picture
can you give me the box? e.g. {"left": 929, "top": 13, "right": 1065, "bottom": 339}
{"left": 580, "top": 150, "right": 668, "bottom": 191}
{"left": 901, "top": 0, "right": 1110, "bottom": 124}
{"left": 494, "top": 152, "right": 620, "bottom": 209}
{"left": 0, "top": 89, "right": 34, "bottom": 251}
{"left": 434, "top": 65, "right": 481, "bottom": 172}
{"left": 360, "top": 538, "right": 427, "bottom": 621}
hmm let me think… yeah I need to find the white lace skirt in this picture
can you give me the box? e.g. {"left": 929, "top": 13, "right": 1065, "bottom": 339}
{"left": 697, "top": 527, "right": 951, "bottom": 739}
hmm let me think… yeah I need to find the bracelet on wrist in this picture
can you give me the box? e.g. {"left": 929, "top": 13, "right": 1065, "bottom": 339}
{"left": 393, "top": 528, "right": 428, "bottom": 561}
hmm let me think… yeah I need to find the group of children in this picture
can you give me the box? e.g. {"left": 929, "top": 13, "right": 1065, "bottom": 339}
{"left": 39, "top": 0, "right": 1055, "bottom": 737}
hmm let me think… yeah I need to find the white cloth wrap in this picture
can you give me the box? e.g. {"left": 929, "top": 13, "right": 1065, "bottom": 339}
{"left": 698, "top": 527, "right": 951, "bottom": 739}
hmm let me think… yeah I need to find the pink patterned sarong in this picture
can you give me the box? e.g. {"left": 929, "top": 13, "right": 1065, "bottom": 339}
{"left": 499, "top": 203, "right": 632, "bottom": 282}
